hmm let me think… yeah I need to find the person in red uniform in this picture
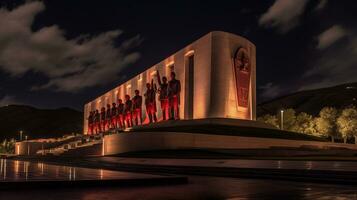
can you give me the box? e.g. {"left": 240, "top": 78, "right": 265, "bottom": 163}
{"left": 156, "top": 70, "right": 169, "bottom": 120}
{"left": 87, "top": 111, "right": 94, "bottom": 135}
{"left": 100, "top": 107, "right": 106, "bottom": 132}
{"left": 106, "top": 104, "right": 111, "bottom": 131}
{"left": 117, "top": 99, "right": 125, "bottom": 129}
{"left": 111, "top": 103, "right": 117, "bottom": 129}
{"left": 94, "top": 109, "right": 100, "bottom": 134}
{"left": 168, "top": 71, "right": 181, "bottom": 120}
{"left": 132, "top": 90, "right": 143, "bottom": 126}
{"left": 124, "top": 95, "right": 133, "bottom": 128}
{"left": 144, "top": 80, "right": 157, "bottom": 123}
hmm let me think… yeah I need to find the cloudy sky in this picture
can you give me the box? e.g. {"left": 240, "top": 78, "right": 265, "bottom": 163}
{"left": 0, "top": 0, "right": 356, "bottom": 109}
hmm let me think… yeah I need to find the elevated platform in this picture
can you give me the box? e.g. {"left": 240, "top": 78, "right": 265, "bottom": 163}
{"left": 102, "top": 118, "right": 357, "bottom": 156}
{"left": 123, "top": 118, "right": 322, "bottom": 141}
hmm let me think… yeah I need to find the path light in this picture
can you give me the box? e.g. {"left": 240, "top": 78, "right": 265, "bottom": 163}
{"left": 19, "top": 130, "right": 23, "bottom": 141}
{"left": 280, "top": 110, "right": 284, "bottom": 130}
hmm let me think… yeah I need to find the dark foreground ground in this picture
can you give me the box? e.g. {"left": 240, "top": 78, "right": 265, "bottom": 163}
{"left": 2, "top": 158, "right": 357, "bottom": 199}
{"left": 1, "top": 175, "right": 357, "bottom": 200}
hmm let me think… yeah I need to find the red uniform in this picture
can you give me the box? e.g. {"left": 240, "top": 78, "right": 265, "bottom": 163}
{"left": 145, "top": 87, "right": 157, "bottom": 123}
{"left": 100, "top": 108, "right": 106, "bottom": 132}
{"left": 124, "top": 99, "right": 133, "bottom": 127}
{"left": 106, "top": 105, "right": 111, "bottom": 130}
{"left": 87, "top": 112, "right": 94, "bottom": 135}
{"left": 156, "top": 70, "right": 169, "bottom": 120}
{"left": 117, "top": 102, "right": 125, "bottom": 129}
{"left": 132, "top": 95, "right": 143, "bottom": 125}
{"left": 168, "top": 78, "right": 181, "bottom": 120}
{"left": 111, "top": 104, "right": 117, "bottom": 129}
{"left": 94, "top": 111, "right": 100, "bottom": 134}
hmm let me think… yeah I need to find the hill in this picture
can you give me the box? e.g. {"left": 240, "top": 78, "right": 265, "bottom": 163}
{"left": 257, "top": 82, "right": 357, "bottom": 116}
{"left": 0, "top": 105, "right": 83, "bottom": 140}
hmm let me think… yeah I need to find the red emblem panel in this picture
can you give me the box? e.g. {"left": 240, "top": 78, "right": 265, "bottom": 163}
{"left": 233, "top": 47, "right": 251, "bottom": 108}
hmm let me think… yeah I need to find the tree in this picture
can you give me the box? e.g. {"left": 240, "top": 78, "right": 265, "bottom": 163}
{"left": 337, "top": 106, "right": 357, "bottom": 143}
{"left": 257, "top": 114, "right": 279, "bottom": 128}
{"left": 315, "top": 107, "right": 339, "bottom": 141}
{"left": 305, "top": 118, "right": 319, "bottom": 136}
{"left": 293, "top": 112, "right": 316, "bottom": 134}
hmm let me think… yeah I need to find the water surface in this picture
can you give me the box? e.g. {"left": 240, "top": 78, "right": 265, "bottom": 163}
{"left": 0, "top": 159, "right": 163, "bottom": 181}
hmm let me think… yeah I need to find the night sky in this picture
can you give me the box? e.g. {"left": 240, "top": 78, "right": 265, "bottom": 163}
{"left": 0, "top": 0, "right": 356, "bottom": 110}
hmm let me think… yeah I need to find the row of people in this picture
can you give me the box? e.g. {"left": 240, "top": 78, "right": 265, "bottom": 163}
{"left": 87, "top": 71, "right": 181, "bottom": 134}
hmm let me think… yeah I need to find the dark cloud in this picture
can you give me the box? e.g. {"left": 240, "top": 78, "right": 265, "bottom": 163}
{"left": 0, "top": 1, "right": 141, "bottom": 92}
{"left": 302, "top": 31, "right": 357, "bottom": 90}
{"left": 259, "top": 0, "right": 310, "bottom": 33}
{"left": 0, "top": 95, "right": 22, "bottom": 106}
{"left": 259, "top": 82, "right": 284, "bottom": 99}
{"left": 316, "top": 25, "right": 348, "bottom": 49}
{"left": 315, "top": 0, "right": 328, "bottom": 11}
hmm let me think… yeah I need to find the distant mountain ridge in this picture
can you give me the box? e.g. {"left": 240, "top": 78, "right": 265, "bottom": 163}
{"left": 257, "top": 82, "right": 357, "bottom": 116}
{"left": 0, "top": 105, "right": 83, "bottom": 140}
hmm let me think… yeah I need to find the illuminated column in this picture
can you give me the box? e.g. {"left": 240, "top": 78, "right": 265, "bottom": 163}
{"left": 209, "top": 31, "right": 256, "bottom": 120}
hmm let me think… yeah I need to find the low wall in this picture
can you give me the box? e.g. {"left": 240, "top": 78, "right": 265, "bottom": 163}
{"left": 15, "top": 142, "right": 46, "bottom": 155}
{"left": 103, "top": 132, "right": 357, "bottom": 155}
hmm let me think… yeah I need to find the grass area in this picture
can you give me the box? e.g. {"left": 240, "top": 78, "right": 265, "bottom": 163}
{"left": 132, "top": 124, "right": 326, "bottom": 142}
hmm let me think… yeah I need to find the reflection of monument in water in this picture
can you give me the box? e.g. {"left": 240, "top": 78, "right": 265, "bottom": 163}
{"left": 83, "top": 31, "right": 256, "bottom": 134}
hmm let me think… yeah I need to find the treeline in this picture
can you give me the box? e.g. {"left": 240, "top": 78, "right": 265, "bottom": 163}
{"left": 257, "top": 106, "right": 357, "bottom": 143}
{"left": 0, "top": 138, "right": 15, "bottom": 154}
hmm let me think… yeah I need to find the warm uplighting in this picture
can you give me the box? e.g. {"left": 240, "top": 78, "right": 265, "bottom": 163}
{"left": 184, "top": 50, "right": 194, "bottom": 56}
{"left": 137, "top": 74, "right": 143, "bottom": 81}
{"left": 165, "top": 61, "right": 174, "bottom": 67}
{"left": 123, "top": 127, "right": 132, "bottom": 132}
{"left": 150, "top": 70, "right": 157, "bottom": 77}
{"left": 102, "top": 138, "right": 105, "bottom": 156}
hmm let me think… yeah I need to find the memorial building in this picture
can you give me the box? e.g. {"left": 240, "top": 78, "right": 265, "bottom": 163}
{"left": 83, "top": 31, "right": 256, "bottom": 135}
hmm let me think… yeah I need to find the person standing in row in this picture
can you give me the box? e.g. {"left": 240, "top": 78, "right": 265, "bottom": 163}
{"left": 168, "top": 71, "right": 181, "bottom": 120}
{"left": 111, "top": 103, "right": 117, "bottom": 129}
{"left": 87, "top": 111, "right": 94, "bottom": 135}
{"left": 106, "top": 104, "right": 111, "bottom": 131}
{"left": 156, "top": 70, "right": 169, "bottom": 120}
{"left": 100, "top": 107, "right": 106, "bottom": 132}
{"left": 117, "top": 99, "right": 125, "bottom": 129}
{"left": 144, "top": 80, "right": 157, "bottom": 123}
{"left": 124, "top": 95, "right": 133, "bottom": 127}
{"left": 94, "top": 109, "right": 100, "bottom": 134}
{"left": 132, "top": 90, "right": 143, "bottom": 126}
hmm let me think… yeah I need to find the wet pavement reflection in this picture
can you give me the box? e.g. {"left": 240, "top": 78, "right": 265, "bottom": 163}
{"left": 1, "top": 175, "right": 357, "bottom": 199}
{"left": 0, "top": 159, "right": 164, "bottom": 181}
{"left": 1, "top": 159, "right": 357, "bottom": 199}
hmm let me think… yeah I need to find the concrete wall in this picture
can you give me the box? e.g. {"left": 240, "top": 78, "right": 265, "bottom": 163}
{"left": 103, "top": 132, "right": 357, "bottom": 156}
{"left": 15, "top": 142, "right": 45, "bottom": 156}
{"left": 210, "top": 32, "right": 256, "bottom": 120}
{"left": 84, "top": 31, "right": 256, "bottom": 134}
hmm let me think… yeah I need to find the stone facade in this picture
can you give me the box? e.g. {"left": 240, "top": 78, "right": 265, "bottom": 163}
{"left": 83, "top": 31, "right": 256, "bottom": 134}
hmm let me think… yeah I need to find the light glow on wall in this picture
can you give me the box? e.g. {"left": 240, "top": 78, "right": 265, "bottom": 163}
{"left": 165, "top": 61, "right": 174, "bottom": 67}
{"left": 150, "top": 70, "right": 157, "bottom": 77}
{"left": 184, "top": 50, "right": 194, "bottom": 56}
{"left": 102, "top": 138, "right": 105, "bottom": 156}
{"left": 137, "top": 74, "right": 143, "bottom": 81}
